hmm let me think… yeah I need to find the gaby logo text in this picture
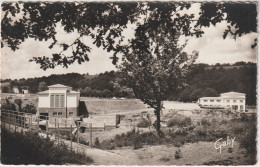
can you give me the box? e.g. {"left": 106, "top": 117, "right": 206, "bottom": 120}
{"left": 215, "top": 136, "right": 235, "bottom": 154}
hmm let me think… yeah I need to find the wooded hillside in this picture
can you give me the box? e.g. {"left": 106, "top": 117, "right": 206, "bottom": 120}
{"left": 1, "top": 62, "right": 256, "bottom": 105}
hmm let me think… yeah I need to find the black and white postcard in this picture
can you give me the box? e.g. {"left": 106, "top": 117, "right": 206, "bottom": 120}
{"left": 0, "top": 1, "right": 258, "bottom": 165}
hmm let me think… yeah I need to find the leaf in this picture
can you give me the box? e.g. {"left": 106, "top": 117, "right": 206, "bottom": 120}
{"left": 52, "top": 54, "right": 61, "bottom": 62}
{"left": 62, "top": 44, "right": 69, "bottom": 51}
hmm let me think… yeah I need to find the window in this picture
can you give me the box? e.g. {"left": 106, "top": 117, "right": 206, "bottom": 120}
{"left": 226, "top": 100, "right": 230, "bottom": 103}
{"left": 240, "top": 105, "right": 243, "bottom": 110}
{"left": 55, "top": 95, "right": 59, "bottom": 107}
{"left": 50, "top": 95, "right": 54, "bottom": 107}
{"left": 58, "top": 112, "right": 62, "bottom": 115}
{"left": 60, "top": 95, "right": 65, "bottom": 107}
{"left": 69, "top": 112, "right": 74, "bottom": 115}
{"left": 227, "top": 105, "right": 230, "bottom": 107}
{"left": 53, "top": 112, "right": 57, "bottom": 116}
{"left": 233, "top": 100, "right": 236, "bottom": 103}
{"left": 204, "top": 100, "right": 208, "bottom": 102}
{"left": 210, "top": 100, "right": 214, "bottom": 102}
{"left": 50, "top": 94, "right": 65, "bottom": 108}
{"left": 217, "top": 100, "right": 221, "bottom": 102}
{"left": 240, "top": 100, "right": 243, "bottom": 103}
{"left": 232, "top": 105, "right": 238, "bottom": 110}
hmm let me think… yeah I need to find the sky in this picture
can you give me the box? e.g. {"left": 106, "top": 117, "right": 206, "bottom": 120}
{"left": 1, "top": 2, "right": 258, "bottom": 80}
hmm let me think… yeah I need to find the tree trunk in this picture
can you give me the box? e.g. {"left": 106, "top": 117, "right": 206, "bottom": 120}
{"left": 156, "top": 107, "right": 161, "bottom": 136}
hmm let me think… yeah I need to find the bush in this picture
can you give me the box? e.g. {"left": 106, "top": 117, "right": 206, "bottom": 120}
{"left": 167, "top": 118, "right": 179, "bottom": 127}
{"left": 173, "top": 142, "right": 182, "bottom": 147}
{"left": 196, "top": 128, "right": 207, "bottom": 137}
{"left": 240, "top": 113, "right": 249, "bottom": 122}
{"left": 160, "top": 156, "right": 170, "bottom": 162}
{"left": 1, "top": 129, "right": 93, "bottom": 165}
{"left": 94, "top": 137, "right": 100, "bottom": 148}
{"left": 167, "top": 116, "right": 191, "bottom": 127}
{"left": 100, "top": 140, "right": 115, "bottom": 150}
{"left": 175, "top": 149, "right": 182, "bottom": 159}
{"left": 1, "top": 100, "right": 16, "bottom": 110}
{"left": 201, "top": 118, "right": 211, "bottom": 126}
{"left": 99, "top": 129, "right": 159, "bottom": 150}
{"left": 21, "top": 104, "right": 37, "bottom": 114}
{"left": 239, "top": 116, "right": 257, "bottom": 156}
{"left": 187, "top": 125, "right": 196, "bottom": 131}
{"left": 137, "top": 119, "right": 151, "bottom": 128}
{"left": 183, "top": 117, "right": 192, "bottom": 126}
{"left": 220, "top": 119, "right": 228, "bottom": 125}
{"left": 233, "top": 123, "right": 246, "bottom": 134}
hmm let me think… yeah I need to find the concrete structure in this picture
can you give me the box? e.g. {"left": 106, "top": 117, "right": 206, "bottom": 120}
{"left": 22, "top": 88, "right": 29, "bottom": 94}
{"left": 198, "top": 92, "right": 246, "bottom": 112}
{"left": 38, "top": 84, "right": 80, "bottom": 118}
{"left": 13, "top": 87, "right": 19, "bottom": 94}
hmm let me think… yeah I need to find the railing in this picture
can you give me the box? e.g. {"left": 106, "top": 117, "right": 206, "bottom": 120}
{"left": 1, "top": 109, "right": 94, "bottom": 149}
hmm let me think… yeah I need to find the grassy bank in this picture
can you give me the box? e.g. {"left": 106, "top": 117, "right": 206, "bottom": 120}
{"left": 82, "top": 99, "right": 147, "bottom": 114}
{"left": 96, "top": 113, "right": 256, "bottom": 164}
{"left": 1, "top": 129, "right": 93, "bottom": 165}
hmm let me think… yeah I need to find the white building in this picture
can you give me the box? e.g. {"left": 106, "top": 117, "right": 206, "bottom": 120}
{"left": 22, "top": 88, "right": 29, "bottom": 94}
{"left": 198, "top": 92, "right": 246, "bottom": 112}
{"left": 38, "top": 84, "right": 80, "bottom": 118}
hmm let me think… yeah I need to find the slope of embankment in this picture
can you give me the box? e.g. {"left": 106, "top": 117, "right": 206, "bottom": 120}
{"left": 80, "top": 98, "right": 148, "bottom": 114}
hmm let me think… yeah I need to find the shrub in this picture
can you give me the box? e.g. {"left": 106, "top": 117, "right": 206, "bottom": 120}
{"left": 140, "top": 132, "right": 158, "bottom": 145}
{"left": 233, "top": 123, "right": 245, "bottom": 134}
{"left": 137, "top": 119, "right": 151, "bottom": 128}
{"left": 160, "top": 156, "right": 170, "bottom": 162}
{"left": 173, "top": 142, "right": 182, "bottom": 147}
{"left": 195, "top": 128, "right": 207, "bottom": 137}
{"left": 1, "top": 129, "right": 93, "bottom": 165}
{"left": 187, "top": 125, "right": 196, "bottom": 131}
{"left": 100, "top": 130, "right": 158, "bottom": 150}
{"left": 167, "top": 115, "right": 191, "bottom": 127}
{"left": 175, "top": 149, "right": 182, "bottom": 159}
{"left": 175, "top": 129, "right": 189, "bottom": 136}
{"left": 21, "top": 104, "right": 37, "bottom": 114}
{"left": 1, "top": 100, "right": 16, "bottom": 110}
{"left": 201, "top": 118, "right": 211, "bottom": 126}
{"left": 94, "top": 137, "right": 100, "bottom": 148}
{"left": 100, "top": 140, "right": 115, "bottom": 150}
{"left": 167, "top": 117, "right": 181, "bottom": 127}
{"left": 239, "top": 121, "right": 257, "bottom": 156}
{"left": 133, "top": 138, "right": 143, "bottom": 149}
{"left": 183, "top": 117, "right": 192, "bottom": 126}
{"left": 220, "top": 119, "right": 228, "bottom": 125}
{"left": 240, "top": 113, "right": 249, "bottom": 122}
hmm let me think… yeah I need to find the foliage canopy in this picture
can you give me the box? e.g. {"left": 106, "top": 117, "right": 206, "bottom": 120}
{"left": 1, "top": 2, "right": 257, "bottom": 69}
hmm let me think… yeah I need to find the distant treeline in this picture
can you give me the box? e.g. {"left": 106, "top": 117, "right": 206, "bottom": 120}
{"left": 176, "top": 62, "right": 256, "bottom": 105}
{"left": 1, "top": 62, "right": 256, "bottom": 105}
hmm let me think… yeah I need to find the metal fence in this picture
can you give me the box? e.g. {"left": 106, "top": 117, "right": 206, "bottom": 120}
{"left": 1, "top": 109, "right": 95, "bottom": 150}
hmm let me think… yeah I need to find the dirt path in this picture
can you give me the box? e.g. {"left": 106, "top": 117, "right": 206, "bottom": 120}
{"left": 96, "top": 142, "right": 252, "bottom": 165}
{"left": 61, "top": 139, "right": 252, "bottom": 165}
{"left": 62, "top": 140, "right": 141, "bottom": 165}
